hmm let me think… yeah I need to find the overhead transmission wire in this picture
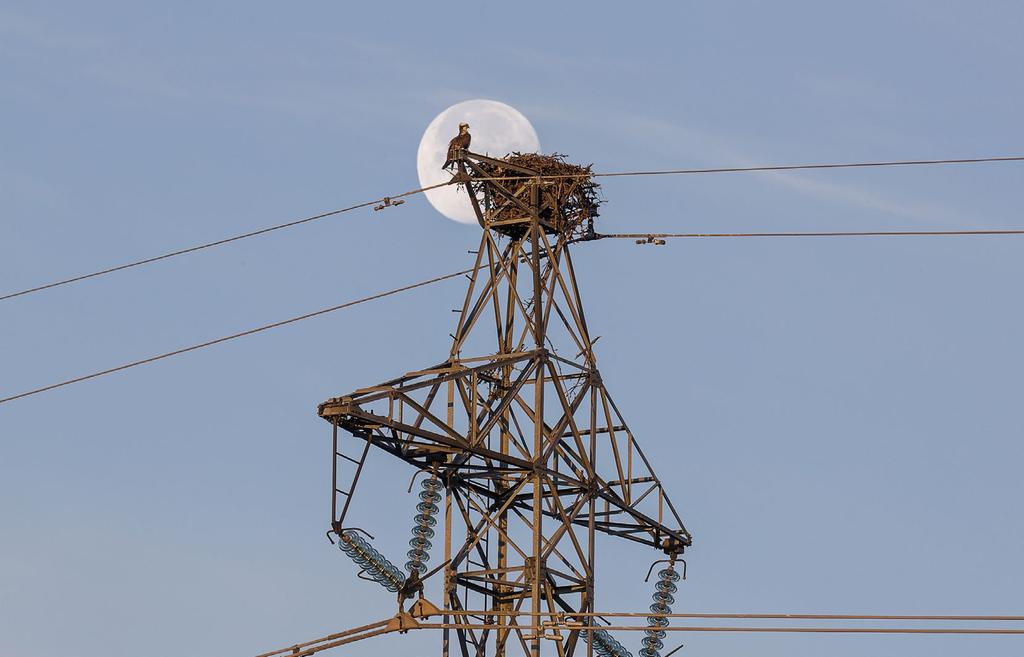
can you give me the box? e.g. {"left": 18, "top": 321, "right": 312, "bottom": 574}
{"left": 4, "top": 227, "right": 1024, "bottom": 406}
{"left": 426, "top": 622, "right": 1024, "bottom": 635}
{"left": 0, "top": 267, "right": 474, "bottom": 405}
{"left": 8, "top": 223, "right": 1024, "bottom": 405}
{"left": 3, "top": 155, "right": 1024, "bottom": 404}
{"left": 3, "top": 155, "right": 1023, "bottom": 303}
{"left": 596, "top": 229, "right": 1024, "bottom": 241}
{"left": 258, "top": 612, "right": 1024, "bottom": 657}
{"left": 443, "top": 609, "right": 1024, "bottom": 621}
{"left": 0, "top": 181, "right": 450, "bottom": 302}
{"left": 566, "top": 155, "right": 1024, "bottom": 180}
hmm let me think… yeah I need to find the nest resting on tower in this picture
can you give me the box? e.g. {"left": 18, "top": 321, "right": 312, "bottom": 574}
{"left": 474, "top": 153, "right": 602, "bottom": 240}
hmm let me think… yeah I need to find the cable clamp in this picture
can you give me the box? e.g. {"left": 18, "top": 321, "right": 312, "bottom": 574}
{"left": 374, "top": 197, "right": 406, "bottom": 211}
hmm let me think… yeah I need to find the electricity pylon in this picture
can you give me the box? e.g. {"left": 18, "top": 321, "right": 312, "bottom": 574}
{"left": 317, "top": 150, "right": 691, "bottom": 657}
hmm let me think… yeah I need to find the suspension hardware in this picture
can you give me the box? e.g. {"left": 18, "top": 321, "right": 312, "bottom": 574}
{"left": 582, "top": 627, "right": 633, "bottom": 657}
{"left": 406, "top": 474, "right": 442, "bottom": 574}
{"left": 336, "top": 529, "right": 406, "bottom": 593}
{"left": 639, "top": 557, "right": 684, "bottom": 657}
{"left": 373, "top": 197, "right": 406, "bottom": 211}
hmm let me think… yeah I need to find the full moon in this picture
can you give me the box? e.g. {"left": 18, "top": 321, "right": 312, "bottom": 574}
{"left": 417, "top": 99, "right": 541, "bottom": 225}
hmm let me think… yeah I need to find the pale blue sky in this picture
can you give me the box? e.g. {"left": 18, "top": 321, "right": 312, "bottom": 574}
{"left": 1, "top": 2, "right": 1023, "bottom": 656}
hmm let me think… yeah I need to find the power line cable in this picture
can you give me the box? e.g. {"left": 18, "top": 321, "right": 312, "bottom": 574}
{"left": 425, "top": 621, "right": 1024, "bottom": 635}
{"left": 258, "top": 611, "right": 1024, "bottom": 657}
{"left": 5, "top": 223, "right": 1024, "bottom": 404}
{"left": 262, "top": 618, "right": 1024, "bottom": 657}
{"left": 0, "top": 181, "right": 450, "bottom": 303}
{"left": 469, "top": 155, "right": 1024, "bottom": 183}
{"left": 445, "top": 609, "right": 1024, "bottom": 621}
{"left": 596, "top": 229, "right": 1024, "bottom": 242}
{"left": 3, "top": 156, "right": 1021, "bottom": 303}
{"left": 587, "top": 155, "right": 1024, "bottom": 180}
{"left": 0, "top": 267, "right": 472, "bottom": 405}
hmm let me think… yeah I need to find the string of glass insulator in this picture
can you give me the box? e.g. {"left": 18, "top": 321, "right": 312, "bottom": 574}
{"left": 582, "top": 627, "right": 632, "bottom": 657}
{"left": 406, "top": 475, "right": 442, "bottom": 573}
{"left": 337, "top": 530, "right": 406, "bottom": 593}
{"left": 639, "top": 566, "right": 680, "bottom": 657}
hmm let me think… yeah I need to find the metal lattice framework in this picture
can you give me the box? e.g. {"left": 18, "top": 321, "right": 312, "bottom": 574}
{"left": 316, "top": 150, "right": 691, "bottom": 657}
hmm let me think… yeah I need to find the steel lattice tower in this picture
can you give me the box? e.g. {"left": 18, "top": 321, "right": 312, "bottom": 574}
{"left": 318, "top": 150, "right": 691, "bottom": 657}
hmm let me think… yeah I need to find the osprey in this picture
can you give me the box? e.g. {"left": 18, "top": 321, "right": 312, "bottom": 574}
{"left": 442, "top": 122, "right": 471, "bottom": 170}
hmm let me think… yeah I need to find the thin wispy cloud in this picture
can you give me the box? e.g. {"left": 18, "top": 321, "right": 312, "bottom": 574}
{"left": 0, "top": 9, "right": 436, "bottom": 127}
{"left": 0, "top": 8, "right": 967, "bottom": 227}
{"left": 763, "top": 171, "right": 960, "bottom": 224}
{"left": 525, "top": 106, "right": 961, "bottom": 225}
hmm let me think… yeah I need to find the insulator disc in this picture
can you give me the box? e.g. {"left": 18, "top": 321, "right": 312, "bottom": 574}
{"left": 419, "top": 488, "right": 442, "bottom": 501}
{"left": 654, "top": 580, "right": 678, "bottom": 594}
{"left": 407, "top": 548, "right": 430, "bottom": 562}
{"left": 414, "top": 513, "right": 437, "bottom": 527}
{"left": 416, "top": 501, "right": 439, "bottom": 514}
{"left": 658, "top": 568, "right": 680, "bottom": 582}
{"left": 651, "top": 591, "right": 674, "bottom": 605}
{"left": 411, "top": 525, "right": 435, "bottom": 539}
{"left": 642, "top": 635, "right": 664, "bottom": 649}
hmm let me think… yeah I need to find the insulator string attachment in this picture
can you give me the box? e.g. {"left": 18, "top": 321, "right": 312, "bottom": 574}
{"left": 406, "top": 475, "right": 442, "bottom": 573}
{"left": 639, "top": 566, "right": 680, "bottom": 657}
{"left": 582, "top": 627, "right": 633, "bottom": 657}
{"left": 337, "top": 530, "right": 406, "bottom": 593}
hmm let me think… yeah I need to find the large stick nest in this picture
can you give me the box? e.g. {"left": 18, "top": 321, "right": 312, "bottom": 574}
{"left": 475, "top": 153, "right": 602, "bottom": 239}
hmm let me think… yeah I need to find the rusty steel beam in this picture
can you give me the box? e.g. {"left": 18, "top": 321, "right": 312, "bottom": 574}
{"left": 313, "top": 150, "right": 692, "bottom": 657}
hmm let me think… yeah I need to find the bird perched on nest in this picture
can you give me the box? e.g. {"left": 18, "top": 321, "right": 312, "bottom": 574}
{"left": 442, "top": 122, "right": 471, "bottom": 170}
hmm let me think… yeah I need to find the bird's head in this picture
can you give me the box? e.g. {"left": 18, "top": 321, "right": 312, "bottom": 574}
{"left": 459, "top": 122, "right": 470, "bottom": 133}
